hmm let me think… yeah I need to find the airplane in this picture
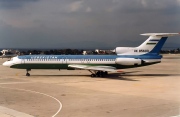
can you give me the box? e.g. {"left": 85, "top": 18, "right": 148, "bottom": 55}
{"left": 2, "top": 33, "right": 179, "bottom": 77}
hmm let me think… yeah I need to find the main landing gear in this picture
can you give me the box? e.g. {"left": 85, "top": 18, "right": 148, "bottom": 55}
{"left": 89, "top": 70, "right": 108, "bottom": 78}
{"left": 26, "top": 69, "right": 31, "bottom": 76}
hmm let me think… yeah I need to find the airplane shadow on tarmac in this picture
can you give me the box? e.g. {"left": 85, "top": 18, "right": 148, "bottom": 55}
{"left": 106, "top": 73, "right": 180, "bottom": 81}
{"left": 30, "top": 71, "right": 180, "bottom": 81}
{"left": 31, "top": 74, "right": 139, "bottom": 81}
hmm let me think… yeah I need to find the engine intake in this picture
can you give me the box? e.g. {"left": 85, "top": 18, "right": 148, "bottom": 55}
{"left": 115, "top": 47, "right": 134, "bottom": 55}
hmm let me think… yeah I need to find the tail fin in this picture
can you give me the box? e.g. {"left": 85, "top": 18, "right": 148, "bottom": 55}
{"left": 115, "top": 33, "right": 179, "bottom": 55}
{"left": 138, "top": 33, "right": 179, "bottom": 55}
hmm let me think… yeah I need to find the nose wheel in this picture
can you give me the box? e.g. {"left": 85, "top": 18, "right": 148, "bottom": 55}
{"left": 26, "top": 69, "right": 31, "bottom": 76}
{"left": 26, "top": 73, "right": 30, "bottom": 76}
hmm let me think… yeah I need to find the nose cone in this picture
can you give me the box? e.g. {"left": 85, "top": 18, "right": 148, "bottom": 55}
{"left": 2, "top": 61, "right": 11, "bottom": 67}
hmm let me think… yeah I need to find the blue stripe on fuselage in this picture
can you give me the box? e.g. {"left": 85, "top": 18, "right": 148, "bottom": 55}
{"left": 18, "top": 54, "right": 162, "bottom": 60}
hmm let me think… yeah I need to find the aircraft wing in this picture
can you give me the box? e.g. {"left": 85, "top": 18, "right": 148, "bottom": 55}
{"left": 68, "top": 64, "right": 117, "bottom": 72}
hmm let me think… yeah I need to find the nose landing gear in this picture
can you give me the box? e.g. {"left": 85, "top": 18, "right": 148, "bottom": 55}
{"left": 26, "top": 69, "right": 31, "bottom": 76}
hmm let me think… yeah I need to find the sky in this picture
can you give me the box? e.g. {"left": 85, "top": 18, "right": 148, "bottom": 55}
{"left": 0, "top": 0, "right": 179, "bottom": 49}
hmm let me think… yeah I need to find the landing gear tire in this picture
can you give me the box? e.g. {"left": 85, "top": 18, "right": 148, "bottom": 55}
{"left": 104, "top": 71, "right": 108, "bottom": 75}
{"left": 26, "top": 73, "right": 30, "bottom": 76}
{"left": 96, "top": 71, "right": 100, "bottom": 77}
{"left": 100, "top": 71, "right": 104, "bottom": 78}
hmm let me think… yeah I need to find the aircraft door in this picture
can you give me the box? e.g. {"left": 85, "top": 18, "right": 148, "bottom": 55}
{"left": 21, "top": 58, "right": 25, "bottom": 64}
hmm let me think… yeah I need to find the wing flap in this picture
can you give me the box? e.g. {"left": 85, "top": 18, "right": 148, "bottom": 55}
{"left": 68, "top": 64, "right": 117, "bottom": 72}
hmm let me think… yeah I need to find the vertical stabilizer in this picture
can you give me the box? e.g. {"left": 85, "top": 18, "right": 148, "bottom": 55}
{"left": 116, "top": 33, "right": 179, "bottom": 55}
{"left": 138, "top": 33, "right": 179, "bottom": 54}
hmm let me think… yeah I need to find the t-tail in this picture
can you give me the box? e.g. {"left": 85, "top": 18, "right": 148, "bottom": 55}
{"left": 115, "top": 33, "right": 180, "bottom": 55}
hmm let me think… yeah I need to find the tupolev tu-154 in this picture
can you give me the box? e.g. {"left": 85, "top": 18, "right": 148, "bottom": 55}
{"left": 3, "top": 33, "right": 179, "bottom": 77}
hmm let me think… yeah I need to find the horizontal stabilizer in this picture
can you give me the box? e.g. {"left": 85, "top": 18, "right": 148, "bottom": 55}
{"left": 141, "top": 33, "right": 180, "bottom": 37}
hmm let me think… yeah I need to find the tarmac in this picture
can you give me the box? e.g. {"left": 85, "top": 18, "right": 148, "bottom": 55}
{"left": 0, "top": 54, "right": 179, "bottom": 117}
